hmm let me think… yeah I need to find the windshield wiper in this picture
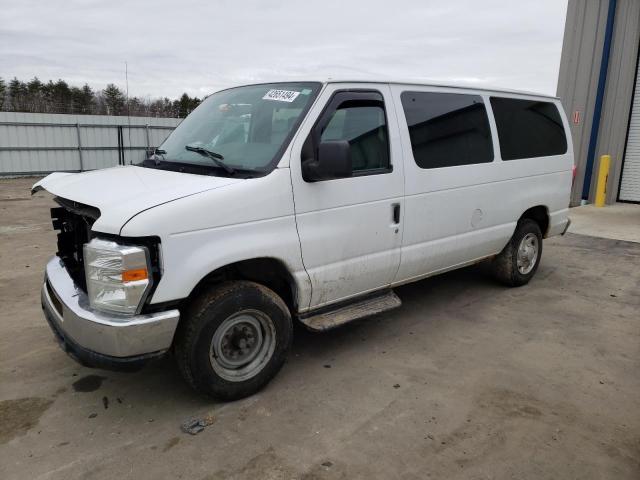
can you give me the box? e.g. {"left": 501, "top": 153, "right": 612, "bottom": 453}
{"left": 185, "top": 145, "right": 235, "bottom": 174}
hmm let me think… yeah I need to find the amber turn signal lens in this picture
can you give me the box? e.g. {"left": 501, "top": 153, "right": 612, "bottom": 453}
{"left": 121, "top": 268, "right": 148, "bottom": 282}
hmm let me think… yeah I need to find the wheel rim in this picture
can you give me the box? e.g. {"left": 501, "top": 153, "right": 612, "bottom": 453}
{"left": 210, "top": 310, "right": 276, "bottom": 382}
{"left": 517, "top": 233, "right": 539, "bottom": 275}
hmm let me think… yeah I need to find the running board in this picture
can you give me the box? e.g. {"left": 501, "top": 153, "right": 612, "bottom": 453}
{"left": 299, "top": 290, "right": 402, "bottom": 331}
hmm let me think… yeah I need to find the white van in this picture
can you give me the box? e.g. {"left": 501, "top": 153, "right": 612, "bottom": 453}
{"left": 34, "top": 80, "right": 573, "bottom": 400}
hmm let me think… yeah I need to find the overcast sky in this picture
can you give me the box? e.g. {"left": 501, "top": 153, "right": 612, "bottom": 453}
{"left": 1, "top": 0, "right": 568, "bottom": 99}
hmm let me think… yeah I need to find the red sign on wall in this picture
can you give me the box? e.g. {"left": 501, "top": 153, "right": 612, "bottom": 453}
{"left": 573, "top": 110, "right": 581, "bottom": 125}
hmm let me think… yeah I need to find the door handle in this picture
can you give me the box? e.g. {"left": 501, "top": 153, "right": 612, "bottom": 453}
{"left": 392, "top": 203, "right": 401, "bottom": 224}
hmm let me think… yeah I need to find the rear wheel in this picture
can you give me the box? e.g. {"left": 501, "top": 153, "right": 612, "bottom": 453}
{"left": 175, "top": 281, "right": 292, "bottom": 401}
{"left": 491, "top": 219, "right": 543, "bottom": 287}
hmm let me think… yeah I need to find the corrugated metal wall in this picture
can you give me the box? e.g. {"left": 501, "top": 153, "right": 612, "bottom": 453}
{"left": 593, "top": 0, "right": 640, "bottom": 204}
{"left": 557, "top": 0, "right": 609, "bottom": 206}
{"left": 557, "top": 0, "right": 640, "bottom": 205}
{"left": 0, "top": 112, "right": 182, "bottom": 175}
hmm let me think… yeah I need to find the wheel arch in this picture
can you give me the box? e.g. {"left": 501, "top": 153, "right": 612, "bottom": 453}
{"left": 186, "top": 257, "right": 300, "bottom": 314}
{"left": 519, "top": 205, "right": 550, "bottom": 237}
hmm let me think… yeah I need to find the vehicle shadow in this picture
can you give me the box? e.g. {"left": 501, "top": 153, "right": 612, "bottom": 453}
{"left": 63, "top": 262, "right": 505, "bottom": 419}
{"left": 291, "top": 262, "right": 500, "bottom": 355}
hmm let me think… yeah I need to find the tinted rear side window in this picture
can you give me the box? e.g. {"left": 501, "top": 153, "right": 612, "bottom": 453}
{"left": 400, "top": 91, "right": 493, "bottom": 169}
{"left": 490, "top": 97, "right": 567, "bottom": 160}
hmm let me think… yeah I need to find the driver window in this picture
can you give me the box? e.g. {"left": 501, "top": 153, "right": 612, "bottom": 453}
{"left": 320, "top": 100, "right": 390, "bottom": 173}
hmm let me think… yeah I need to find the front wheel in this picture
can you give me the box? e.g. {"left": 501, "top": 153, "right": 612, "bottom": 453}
{"left": 491, "top": 219, "right": 543, "bottom": 287}
{"left": 175, "top": 281, "right": 293, "bottom": 401}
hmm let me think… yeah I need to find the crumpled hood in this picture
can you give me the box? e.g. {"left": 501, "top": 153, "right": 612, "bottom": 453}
{"left": 32, "top": 166, "right": 242, "bottom": 234}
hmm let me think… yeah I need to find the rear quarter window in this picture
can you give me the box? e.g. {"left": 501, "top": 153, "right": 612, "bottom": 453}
{"left": 490, "top": 97, "right": 567, "bottom": 160}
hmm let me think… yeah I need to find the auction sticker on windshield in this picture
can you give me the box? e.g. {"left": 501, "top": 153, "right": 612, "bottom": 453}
{"left": 263, "top": 89, "right": 300, "bottom": 102}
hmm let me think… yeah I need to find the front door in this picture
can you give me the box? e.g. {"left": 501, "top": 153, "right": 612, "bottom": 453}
{"left": 289, "top": 84, "right": 404, "bottom": 310}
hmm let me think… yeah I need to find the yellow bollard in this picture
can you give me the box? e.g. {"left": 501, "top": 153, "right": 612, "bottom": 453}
{"left": 594, "top": 154, "right": 611, "bottom": 207}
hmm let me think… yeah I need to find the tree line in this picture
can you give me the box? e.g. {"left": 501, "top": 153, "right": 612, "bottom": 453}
{"left": 0, "top": 77, "right": 202, "bottom": 118}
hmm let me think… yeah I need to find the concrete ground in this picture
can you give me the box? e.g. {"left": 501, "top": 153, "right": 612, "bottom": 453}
{"left": 569, "top": 202, "right": 640, "bottom": 243}
{"left": 1, "top": 177, "right": 639, "bottom": 480}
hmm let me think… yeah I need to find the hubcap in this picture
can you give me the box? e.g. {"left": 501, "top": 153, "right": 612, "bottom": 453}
{"left": 210, "top": 310, "right": 275, "bottom": 382}
{"left": 517, "top": 233, "right": 539, "bottom": 275}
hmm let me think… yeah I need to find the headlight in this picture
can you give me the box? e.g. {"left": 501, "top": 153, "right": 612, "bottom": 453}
{"left": 83, "top": 238, "right": 152, "bottom": 315}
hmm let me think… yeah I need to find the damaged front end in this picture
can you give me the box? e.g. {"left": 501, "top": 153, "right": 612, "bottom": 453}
{"left": 50, "top": 197, "right": 99, "bottom": 291}
{"left": 35, "top": 180, "right": 180, "bottom": 371}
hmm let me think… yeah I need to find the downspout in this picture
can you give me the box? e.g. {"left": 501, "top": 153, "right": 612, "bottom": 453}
{"left": 582, "top": 0, "right": 617, "bottom": 200}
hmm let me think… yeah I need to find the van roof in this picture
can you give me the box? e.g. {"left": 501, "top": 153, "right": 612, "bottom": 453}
{"left": 319, "top": 78, "right": 559, "bottom": 100}
{"left": 211, "top": 80, "right": 559, "bottom": 101}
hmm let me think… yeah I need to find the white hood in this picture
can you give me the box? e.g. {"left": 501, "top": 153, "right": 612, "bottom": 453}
{"left": 32, "top": 166, "right": 242, "bottom": 234}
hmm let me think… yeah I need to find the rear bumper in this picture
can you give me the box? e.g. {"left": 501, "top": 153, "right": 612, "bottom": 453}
{"left": 42, "top": 257, "right": 180, "bottom": 371}
{"left": 547, "top": 209, "right": 571, "bottom": 237}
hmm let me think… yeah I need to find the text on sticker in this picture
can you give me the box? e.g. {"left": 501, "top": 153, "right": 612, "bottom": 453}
{"left": 263, "top": 89, "right": 300, "bottom": 102}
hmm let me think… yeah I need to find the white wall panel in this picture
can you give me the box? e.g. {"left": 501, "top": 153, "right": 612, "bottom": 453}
{"left": 0, "top": 112, "right": 181, "bottom": 175}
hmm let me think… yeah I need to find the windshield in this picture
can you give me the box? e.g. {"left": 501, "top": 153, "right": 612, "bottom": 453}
{"left": 158, "top": 82, "right": 321, "bottom": 173}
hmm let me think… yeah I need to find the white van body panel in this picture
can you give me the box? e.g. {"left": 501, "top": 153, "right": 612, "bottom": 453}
{"left": 288, "top": 83, "right": 405, "bottom": 310}
{"left": 390, "top": 85, "right": 573, "bottom": 284}
{"left": 120, "top": 167, "right": 312, "bottom": 306}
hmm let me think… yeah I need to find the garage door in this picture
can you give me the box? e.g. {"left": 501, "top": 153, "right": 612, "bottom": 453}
{"left": 620, "top": 63, "right": 640, "bottom": 202}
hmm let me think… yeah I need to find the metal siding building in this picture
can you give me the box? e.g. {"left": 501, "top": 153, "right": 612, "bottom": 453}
{"left": 0, "top": 112, "right": 181, "bottom": 175}
{"left": 557, "top": 0, "right": 640, "bottom": 205}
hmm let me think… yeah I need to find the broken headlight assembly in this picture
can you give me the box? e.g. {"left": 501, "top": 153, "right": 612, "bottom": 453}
{"left": 83, "top": 238, "right": 152, "bottom": 315}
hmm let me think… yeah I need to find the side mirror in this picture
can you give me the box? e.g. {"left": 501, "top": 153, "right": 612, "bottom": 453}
{"left": 302, "top": 140, "right": 352, "bottom": 182}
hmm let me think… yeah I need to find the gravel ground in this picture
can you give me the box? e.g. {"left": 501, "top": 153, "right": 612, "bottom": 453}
{"left": 1, "top": 177, "right": 639, "bottom": 480}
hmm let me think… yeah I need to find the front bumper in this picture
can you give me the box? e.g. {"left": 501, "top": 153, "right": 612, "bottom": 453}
{"left": 42, "top": 257, "right": 180, "bottom": 371}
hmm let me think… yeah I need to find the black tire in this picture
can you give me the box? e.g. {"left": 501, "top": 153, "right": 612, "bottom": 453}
{"left": 174, "top": 281, "right": 292, "bottom": 401}
{"left": 491, "top": 218, "right": 543, "bottom": 287}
